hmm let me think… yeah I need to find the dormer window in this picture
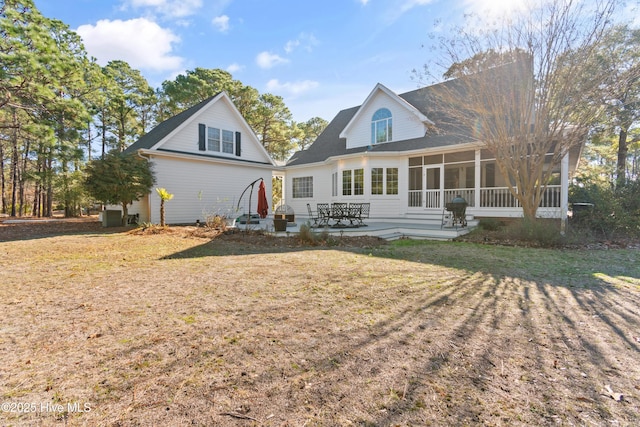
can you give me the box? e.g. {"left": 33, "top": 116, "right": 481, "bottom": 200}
{"left": 371, "top": 108, "right": 392, "bottom": 144}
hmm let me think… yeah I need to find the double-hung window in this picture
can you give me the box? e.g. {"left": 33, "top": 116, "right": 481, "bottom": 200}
{"left": 206, "top": 127, "right": 236, "bottom": 154}
{"left": 222, "top": 130, "right": 234, "bottom": 154}
{"left": 386, "top": 168, "right": 398, "bottom": 195}
{"left": 207, "top": 127, "right": 220, "bottom": 151}
{"left": 371, "top": 108, "right": 392, "bottom": 144}
{"left": 342, "top": 169, "right": 364, "bottom": 196}
{"left": 342, "top": 170, "right": 352, "bottom": 196}
{"left": 371, "top": 168, "right": 384, "bottom": 195}
{"left": 292, "top": 177, "right": 313, "bottom": 198}
{"left": 371, "top": 167, "right": 398, "bottom": 195}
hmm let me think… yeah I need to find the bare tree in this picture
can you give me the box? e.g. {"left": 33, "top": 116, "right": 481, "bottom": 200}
{"left": 422, "top": 0, "right": 618, "bottom": 221}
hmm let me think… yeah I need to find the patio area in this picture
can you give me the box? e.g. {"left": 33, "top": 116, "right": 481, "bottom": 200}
{"left": 235, "top": 214, "right": 477, "bottom": 241}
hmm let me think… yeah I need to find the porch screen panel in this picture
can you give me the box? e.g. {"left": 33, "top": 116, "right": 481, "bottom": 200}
{"left": 409, "top": 166, "right": 422, "bottom": 207}
{"left": 465, "top": 166, "right": 475, "bottom": 188}
{"left": 426, "top": 168, "right": 440, "bottom": 190}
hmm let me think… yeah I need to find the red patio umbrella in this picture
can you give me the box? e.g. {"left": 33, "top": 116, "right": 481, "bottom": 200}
{"left": 257, "top": 180, "right": 269, "bottom": 218}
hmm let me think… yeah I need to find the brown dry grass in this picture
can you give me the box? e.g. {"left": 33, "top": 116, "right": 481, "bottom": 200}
{"left": 0, "top": 218, "right": 639, "bottom": 426}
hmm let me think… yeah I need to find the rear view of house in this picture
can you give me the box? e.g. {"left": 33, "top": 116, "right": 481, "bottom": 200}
{"left": 285, "top": 61, "right": 581, "bottom": 224}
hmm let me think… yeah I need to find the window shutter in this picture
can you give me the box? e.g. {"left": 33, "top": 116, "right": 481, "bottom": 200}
{"left": 235, "top": 132, "right": 241, "bottom": 156}
{"left": 198, "top": 124, "right": 206, "bottom": 151}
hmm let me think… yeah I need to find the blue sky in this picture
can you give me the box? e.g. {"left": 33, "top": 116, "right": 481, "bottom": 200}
{"left": 35, "top": 0, "right": 637, "bottom": 123}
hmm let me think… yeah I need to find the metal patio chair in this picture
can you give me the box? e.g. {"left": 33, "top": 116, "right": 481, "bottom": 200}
{"left": 330, "top": 202, "right": 348, "bottom": 227}
{"left": 316, "top": 203, "right": 331, "bottom": 227}
{"left": 307, "top": 203, "right": 320, "bottom": 227}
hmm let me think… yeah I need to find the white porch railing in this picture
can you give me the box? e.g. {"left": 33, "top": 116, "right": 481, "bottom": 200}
{"left": 409, "top": 185, "right": 561, "bottom": 209}
{"left": 480, "top": 187, "right": 519, "bottom": 208}
{"left": 479, "top": 185, "right": 561, "bottom": 208}
{"left": 408, "top": 190, "right": 422, "bottom": 207}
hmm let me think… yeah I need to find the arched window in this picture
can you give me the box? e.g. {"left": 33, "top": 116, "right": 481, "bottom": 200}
{"left": 371, "top": 108, "right": 392, "bottom": 144}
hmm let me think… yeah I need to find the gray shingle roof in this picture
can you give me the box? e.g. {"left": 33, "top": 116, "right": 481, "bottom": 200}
{"left": 286, "top": 77, "right": 477, "bottom": 167}
{"left": 124, "top": 94, "right": 220, "bottom": 154}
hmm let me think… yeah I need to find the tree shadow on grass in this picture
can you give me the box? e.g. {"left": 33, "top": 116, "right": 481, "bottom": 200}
{"left": 314, "top": 242, "right": 640, "bottom": 425}
{"left": 155, "top": 237, "right": 640, "bottom": 425}
{"left": 0, "top": 218, "right": 128, "bottom": 242}
{"left": 279, "top": 264, "right": 637, "bottom": 424}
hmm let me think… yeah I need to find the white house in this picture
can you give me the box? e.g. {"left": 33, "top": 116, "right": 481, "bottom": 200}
{"left": 284, "top": 68, "right": 581, "bottom": 224}
{"left": 122, "top": 62, "right": 582, "bottom": 229}
{"left": 123, "top": 92, "right": 276, "bottom": 225}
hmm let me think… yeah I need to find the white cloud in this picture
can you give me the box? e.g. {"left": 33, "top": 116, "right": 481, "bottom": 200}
{"left": 123, "top": 0, "right": 203, "bottom": 18}
{"left": 284, "top": 40, "right": 299, "bottom": 54}
{"left": 266, "top": 79, "right": 319, "bottom": 96}
{"left": 399, "top": 0, "right": 434, "bottom": 14}
{"left": 212, "top": 15, "right": 230, "bottom": 32}
{"left": 284, "top": 33, "right": 319, "bottom": 54}
{"left": 462, "top": 0, "right": 528, "bottom": 20}
{"left": 359, "top": 0, "right": 370, "bottom": 5}
{"left": 256, "top": 51, "right": 289, "bottom": 69}
{"left": 226, "top": 63, "right": 244, "bottom": 74}
{"left": 76, "top": 18, "right": 183, "bottom": 72}
{"left": 382, "top": 0, "right": 434, "bottom": 25}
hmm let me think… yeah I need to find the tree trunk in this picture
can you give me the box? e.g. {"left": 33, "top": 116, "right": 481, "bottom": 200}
{"left": 10, "top": 116, "right": 18, "bottom": 217}
{"left": 160, "top": 199, "right": 165, "bottom": 227}
{"left": 101, "top": 116, "right": 107, "bottom": 159}
{"left": 18, "top": 139, "right": 31, "bottom": 216}
{"left": 45, "top": 149, "right": 53, "bottom": 217}
{"left": 33, "top": 178, "right": 40, "bottom": 218}
{"left": 121, "top": 202, "right": 128, "bottom": 226}
{"left": 0, "top": 142, "right": 6, "bottom": 214}
{"left": 616, "top": 128, "right": 628, "bottom": 189}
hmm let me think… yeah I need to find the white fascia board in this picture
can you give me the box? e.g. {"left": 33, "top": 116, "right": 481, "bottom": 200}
{"left": 138, "top": 148, "right": 276, "bottom": 170}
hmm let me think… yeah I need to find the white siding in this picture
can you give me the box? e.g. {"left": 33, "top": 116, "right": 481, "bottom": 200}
{"left": 345, "top": 92, "right": 427, "bottom": 150}
{"left": 145, "top": 155, "right": 273, "bottom": 224}
{"left": 159, "top": 97, "right": 271, "bottom": 164}
{"left": 286, "top": 155, "right": 409, "bottom": 220}
{"left": 285, "top": 164, "right": 332, "bottom": 218}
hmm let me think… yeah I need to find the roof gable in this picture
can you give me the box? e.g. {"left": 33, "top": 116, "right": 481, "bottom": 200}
{"left": 286, "top": 80, "right": 479, "bottom": 167}
{"left": 125, "top": 94, "right": 220, "bottom": 153}
{"left": 125, "top": 92, "right": 275, "bottom": 166}
{"left": 338, "top": 83, "right": 433, "bottom": 140}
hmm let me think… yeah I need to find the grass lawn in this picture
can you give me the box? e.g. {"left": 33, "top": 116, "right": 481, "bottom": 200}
{"left": 1, "top": 221, "right": 639, "bottom": 426}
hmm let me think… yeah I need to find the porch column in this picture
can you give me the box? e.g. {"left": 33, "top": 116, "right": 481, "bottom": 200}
{"left": 474, "top": 149, "right": 481, "bottom": 208}
{"left": 560, "top": 153, "right": 569, "bottom": 235}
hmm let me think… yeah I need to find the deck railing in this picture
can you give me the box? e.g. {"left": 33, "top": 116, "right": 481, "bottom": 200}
{"left": 479, "top": 185, "right": 561, "bottom": 208}
{"left": 409, "top": 185, "right": 561, "bottom": 209}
